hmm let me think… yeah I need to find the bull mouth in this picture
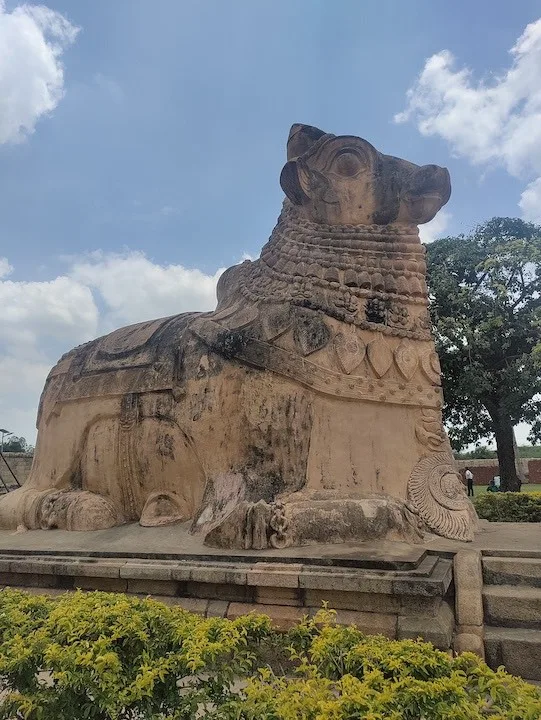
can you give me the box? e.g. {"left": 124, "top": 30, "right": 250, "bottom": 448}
{"left": 404, "top": 192, "right": 444, "bottom": 223}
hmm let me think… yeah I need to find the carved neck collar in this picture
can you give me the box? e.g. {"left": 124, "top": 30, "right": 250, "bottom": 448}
{"left": 270, "top": 201, "right": 421, "bottom": 248}
{"left": 253, "top": 201, "right": 428, "bottom": 304}
{"left": 229, "top": 201, "right": 432, "bottom": 340}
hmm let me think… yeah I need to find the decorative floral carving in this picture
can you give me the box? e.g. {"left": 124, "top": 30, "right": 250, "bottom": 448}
{"left": 414, "top": 309, "right": 432, "bottom": 332}
{"left": 193, "top": 316, "right": 443, "bottom": 409}
{"left": 365, "top": 297, "right": 387, "bottom": 324}
{"left": 269, "top": 500, "right": 289, "bottom": 548}
{"left": 293, "top": 310, "right": 331, "bottom": 356}
{"left": 415, "top": 408, "right": 446, "bottom": 451}
{"left": 394, "top": 340, "right": 419, "bottom": 381}
{"left": 388, "top": 302, "right": 409, "bottom": 328}
{"left": 334, "top": 288, "right": 358, "bottom": 320}
{"left": 292, "top": 277, "right": 314, "bottom": 303}
{"left": 334, "top": 332, "right": 366, "bottom": 374}
{"left": 367, "top": 334, "right": 393, "bottom": 378}
{"left": 261, "top": 306, "right": 292, "bottom": 341}
{"left": 421, "top": 350, "right": 442, "bottom": 384}
{"left": 408, "top": 453, "right": 475, "bottom": 541}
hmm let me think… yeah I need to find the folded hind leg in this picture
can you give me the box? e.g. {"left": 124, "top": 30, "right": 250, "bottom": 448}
{"left": 0, "top": 401, "right": 125, "bottom": 531}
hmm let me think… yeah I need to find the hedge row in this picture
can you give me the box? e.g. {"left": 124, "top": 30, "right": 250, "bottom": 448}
{"left": 473, "top": 491, "right": 541, "bottom": 522}
{"left": 0, "top": 589, "right": 541, "bottom": 720}
{"left": 0, "top": 589, "right": 539, "bottom": 719}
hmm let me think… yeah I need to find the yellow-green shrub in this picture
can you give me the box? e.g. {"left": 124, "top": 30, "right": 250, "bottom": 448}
{"left": 0, "top": 590, "right": 539, "bottom": 719}
{"left": 474, "top": 491, "right": 541, "bottom": 522}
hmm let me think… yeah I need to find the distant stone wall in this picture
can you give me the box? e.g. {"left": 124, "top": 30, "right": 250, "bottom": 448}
{"left": 527, "top": 459, "right": 541, "bottom": 484}
{"left": 456, "top": 457, "right": 539, "bottom": 485}
{"left": 0, "top": 452, "right": 33, "bottom": 488}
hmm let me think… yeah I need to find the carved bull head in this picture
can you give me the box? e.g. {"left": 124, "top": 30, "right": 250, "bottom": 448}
{"left": 280, "top": 123, "right": 451, "bottom": 226}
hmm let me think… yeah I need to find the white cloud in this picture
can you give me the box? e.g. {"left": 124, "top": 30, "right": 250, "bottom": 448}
{"left": 70, "top": 251, "right": 223, "bottom": 329}
{"left": 0, "top": 276, "right": 98, "bottom": 353}
{"left": 396, "top": 18, "right": 541, "bottom": 222}
{"left": 0, "top": 257, "right": 13, "bottom": 278}
{"left": 0, "top": 356, "right": 52, "bottom": 444}
{"left": 519, "top": 177, "right": 541, "bottom": 222}
{"left": 0, "top": 252, "right": 224, "bottom": 442}
{"left": 419, "top": 209, "right": 451, "bottom": 244}
{"left": 0, "top": 0, "right": 79, "bottom": 144}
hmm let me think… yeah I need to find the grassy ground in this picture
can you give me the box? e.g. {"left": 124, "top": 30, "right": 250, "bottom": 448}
{"left": 472, "top": 483, "right": 541, "bottom": 496}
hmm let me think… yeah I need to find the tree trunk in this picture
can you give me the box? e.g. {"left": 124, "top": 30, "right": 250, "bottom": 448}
{"left": 490, "top": 408, "right": 521, "bottom": 492}
{"left": 513, "top": 427, "right": 526, "bottom": 486}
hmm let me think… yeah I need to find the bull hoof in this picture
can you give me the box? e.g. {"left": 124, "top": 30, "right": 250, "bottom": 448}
{"left": 38, "top": 490, "right": 123, "bottom": 531}
{"left": 140, "top": 491, "right": 186, "bottom": 527}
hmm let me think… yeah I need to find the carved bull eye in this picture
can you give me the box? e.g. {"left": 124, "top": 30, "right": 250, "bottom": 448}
{"left": 330, "top": 149, "right": 366, "bottom": 177}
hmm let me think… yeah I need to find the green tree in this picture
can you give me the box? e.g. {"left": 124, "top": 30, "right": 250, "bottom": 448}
{"left": 518, "top": 444, "right": 541, "bottom": 458}
{"left": 426, "top": 217, "right": 541, "bottom": 491}
{"left": 2, "top": 436, "right": 30, "bottom": 453}
{"left": 454, "top": 445, "right": 497, "bottom": 460}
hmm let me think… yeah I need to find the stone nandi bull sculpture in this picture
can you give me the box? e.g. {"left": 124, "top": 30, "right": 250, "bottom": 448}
{"left": 0, "top": 124, "right": 477, "bottom": 547}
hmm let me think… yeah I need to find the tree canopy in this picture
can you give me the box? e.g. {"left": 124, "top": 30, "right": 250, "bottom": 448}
{"left": 1, "top": 436, "right": 32, "bottom": 453}
{"left": 455, "top": 444, "right": 541, "bottom": 460}
{"left": 426, "top": 217, "right": 541, "bottom": 491}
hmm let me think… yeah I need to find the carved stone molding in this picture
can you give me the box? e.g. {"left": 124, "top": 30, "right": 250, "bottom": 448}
{"left": 191, "top": 317, "right": 443, "bottom": 409}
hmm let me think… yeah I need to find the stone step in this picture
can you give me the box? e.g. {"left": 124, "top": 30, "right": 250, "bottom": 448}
{"left": 483, "top": 585, "right": 541, "bottom": 629}
{"left": 485, "top": 626, "right": 541, "bottom": 681}
{"left": 483, "top": 556, "right": 541, "bottom": 588}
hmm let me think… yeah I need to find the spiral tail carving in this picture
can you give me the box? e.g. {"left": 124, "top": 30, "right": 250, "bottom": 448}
{"left": 408, "top": 453, "right": 476, "bottom": 541}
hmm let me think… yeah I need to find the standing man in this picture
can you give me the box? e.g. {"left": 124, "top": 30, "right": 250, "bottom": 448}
{"left": 464, "top": 466, "right": 474, "bottom": 497}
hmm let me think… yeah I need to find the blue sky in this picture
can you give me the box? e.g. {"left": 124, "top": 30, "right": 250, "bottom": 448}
{"left": 2, "top": 0, "right": 541, "bottom": 443}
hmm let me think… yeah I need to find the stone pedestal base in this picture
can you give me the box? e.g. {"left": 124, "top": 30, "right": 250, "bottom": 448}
{"left": 0, "top": 545, "right": 455, "bottom": 649}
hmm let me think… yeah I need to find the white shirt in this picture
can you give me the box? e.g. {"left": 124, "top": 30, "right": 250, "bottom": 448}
{"left": 465, "top": 470, "right": 473, "bottom": 481}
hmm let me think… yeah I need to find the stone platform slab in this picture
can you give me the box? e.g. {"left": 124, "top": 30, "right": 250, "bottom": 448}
{"left": 0, "top": 520, "right": 538, "bottom": 563}
{"left": 427, "top": 520, "right": 541, "bottom": 557}
{"left": 0, "top": 522, "right": 426, "bottom": 570}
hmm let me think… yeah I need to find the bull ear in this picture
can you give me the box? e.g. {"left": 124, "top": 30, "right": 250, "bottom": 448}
{"left": 280, "top": 159, "right": 309, "bottom": 205}
{"left": 287, "top": 123, "right": 326, "bottom": 160}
